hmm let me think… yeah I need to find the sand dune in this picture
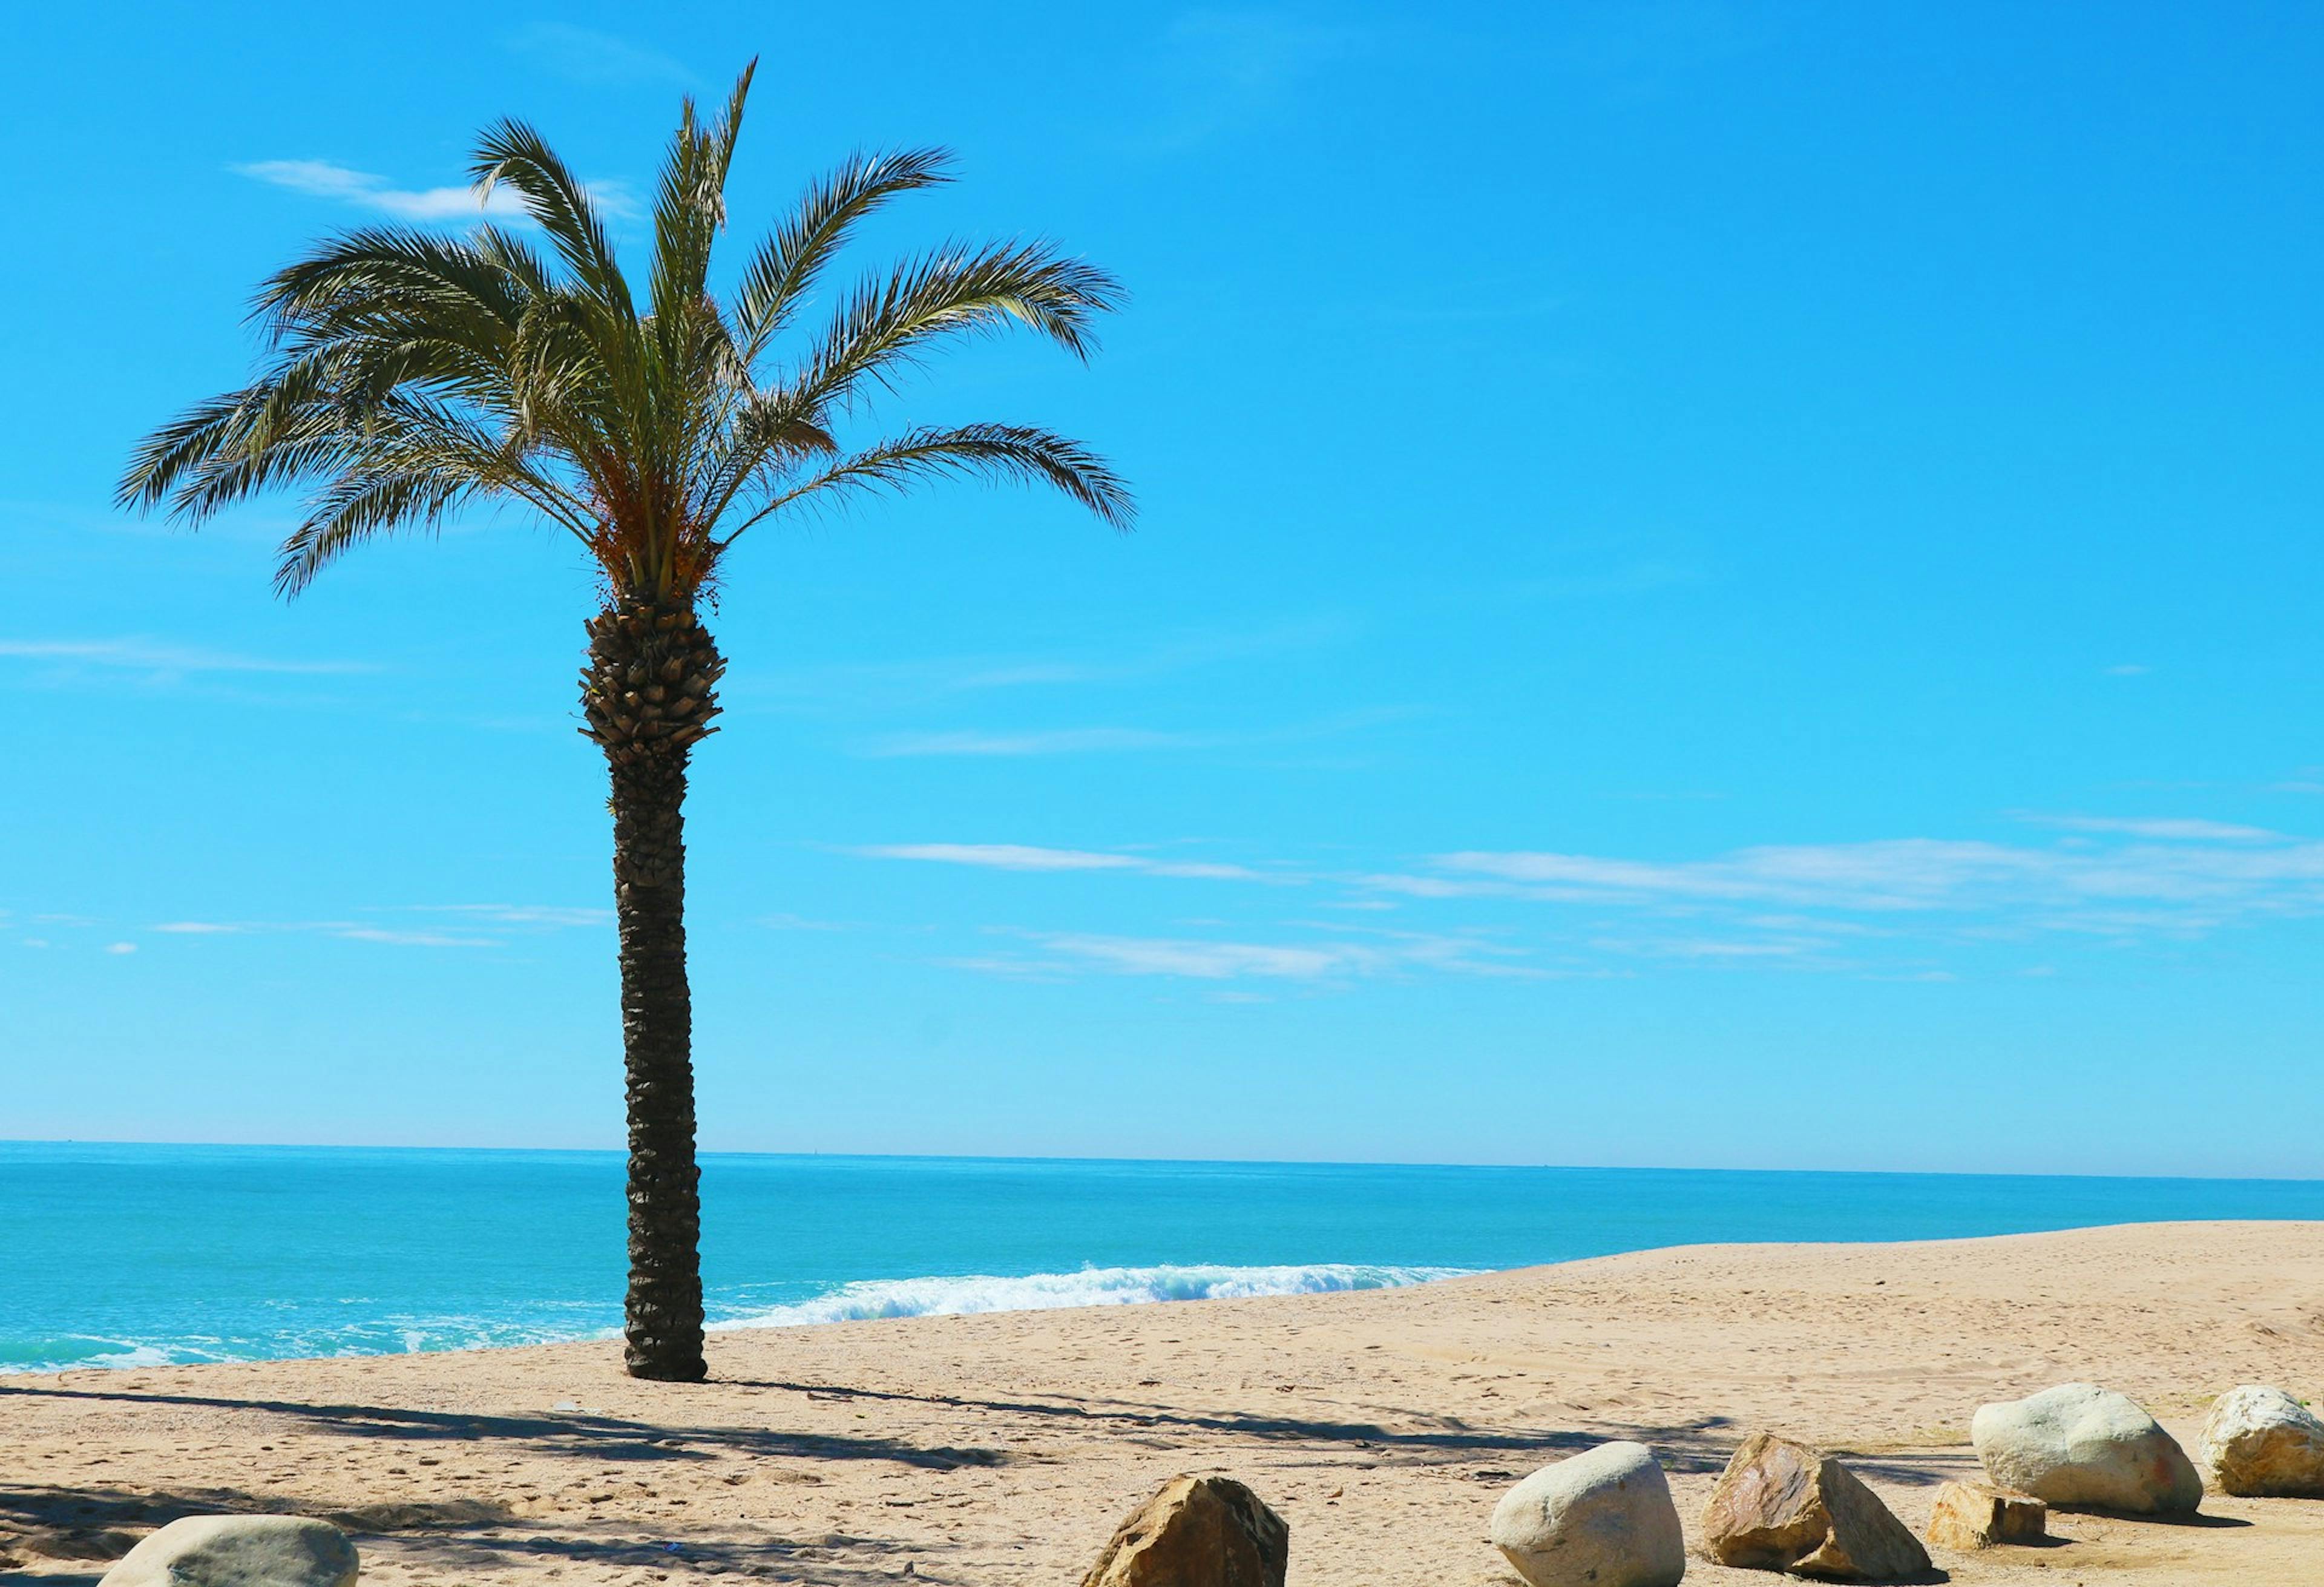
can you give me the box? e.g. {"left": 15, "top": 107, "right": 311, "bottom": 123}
{"left": 4, "top": 1221, "right": 2322, "bottom": 1585}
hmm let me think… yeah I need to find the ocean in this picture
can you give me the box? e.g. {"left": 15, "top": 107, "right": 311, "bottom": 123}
{"left": 5, "top": 1142, "right": 2322, "bottom": 1375}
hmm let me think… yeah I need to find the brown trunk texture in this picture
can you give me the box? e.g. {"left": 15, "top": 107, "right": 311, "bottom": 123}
{"left": 580, "top": 597, "right": 726, "bottom": 1382}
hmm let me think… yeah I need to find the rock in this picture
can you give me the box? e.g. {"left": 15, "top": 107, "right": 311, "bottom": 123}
{"left": 99, "top": 1516, "right": 358, "bottom": 1587}
{"left": 2199, "top": 1384, "right": 2324, "bottom": 1497}
{"left": 1971, "top": 1383, "right": 2202, "bottom": 1514}
{"left": 1080, "top": 1475, "right": 1288, "bottom": 1587}
{"left": 1701, "top": 1430, "right": 1930, "bottom": 1581}
{"left": 1923, "top": 1480, "right": 2045, "bottom": 1550}
{"left": 1488, "top": 1441, "right": 1686, "bottom": 1587}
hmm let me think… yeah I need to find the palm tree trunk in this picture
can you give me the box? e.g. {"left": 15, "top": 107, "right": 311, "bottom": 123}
{"left": 582, "top": 598, "right": 726, "bottom": 1382}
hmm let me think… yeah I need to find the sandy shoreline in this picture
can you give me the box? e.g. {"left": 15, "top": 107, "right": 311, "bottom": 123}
{"left": 4, "top": 1220, "right": 2322, "bottom": 1584}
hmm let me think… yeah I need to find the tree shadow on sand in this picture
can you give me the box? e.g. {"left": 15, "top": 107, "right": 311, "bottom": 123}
{"left": 0, "top": 1480, "right": 964, "bottom": 1586}
{"left": 0, "top": 1384, "right": 1006, "bottom": 1472}
{"left": 722, "top": 1376, "right": 1981, "bottom": 1487}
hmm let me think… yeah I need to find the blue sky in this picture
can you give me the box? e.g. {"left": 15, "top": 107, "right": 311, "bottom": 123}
{"left": 5, "top": 4, "right": 2323, "bottom": 1175}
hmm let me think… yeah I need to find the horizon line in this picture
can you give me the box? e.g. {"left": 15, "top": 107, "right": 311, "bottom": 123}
{"left": 3, "top": 1137, "right": 2319, "bottom": 1188}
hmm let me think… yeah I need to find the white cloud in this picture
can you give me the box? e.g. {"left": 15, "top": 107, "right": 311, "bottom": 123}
{"left": 143, "top": 905, "right": 603, "bottom": 949}
{"left": 2027, "top": 815, "right": 2278, "bottom": 843}
{"left": 235, "top": 160, "right": 636, "bottom": 225}
{"left": 103, "top": 942, "right": 138, "bottom": 955}
{"left": 1045, "top": 934, "right": 1354, "bottom": 979}
{"left": 1381, "top": 820, "right": 2324, "bottom": 948}
{"left": 954, "top": 927, "right": 1538, "bottom": 984}
{"left": 421, "top": 904, "right": 613, "bottom": 928}
{"left": 861, "top": 844, "right": 1144, "bottom": 872}
{"left": 237, "top": 160, "right": 530, "bottom": 222}
{"left": 864, "top": 816, "right": 2324, "bottom": 982}
{"left": 329, "top": 926, "right": 496, "bottom": 948}
{"left": 855, "top": 844, "right": 1282, "bottom": 882}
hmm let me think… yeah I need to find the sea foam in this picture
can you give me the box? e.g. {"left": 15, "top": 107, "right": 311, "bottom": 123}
{"left": 707, "top": 1261, "right": 1468, "bottom": 1330}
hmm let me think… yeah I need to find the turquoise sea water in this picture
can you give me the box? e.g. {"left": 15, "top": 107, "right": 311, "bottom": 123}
{"left": 5, "top": 1142, "right": 2322, "bottom": 1374}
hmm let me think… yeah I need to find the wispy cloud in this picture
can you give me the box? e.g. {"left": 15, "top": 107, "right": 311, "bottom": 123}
{"left": 1365, "top": 818, "right": 2324, "bottom": 954}
{"left": 419, "top": 904, "right": 614, "bottom": 928}
{"left": 862, "top": 844, "right": 1143, "bottom": 873}
{"left": 856, "top": 843, "right": 1282, "bottom": 882}
{"left": 850, "top": 815, "right": 2324, "bottom": 984}
{"left": 236, "top": 160, "right": 636, "bottom": 225}
{"left": 954, "top": 928, "right": 1535, "bottom": 983}
{"left": 2026, "top": 815, "right": 2278, "bottom": 843}
{"left": 507, "top": 22, "right": 693, "bottom": 85}
{"left": 147, "top": 905, "right": 606, "bottom": 950}
{"left": 0, "top": 638, "right": 372, "bottom": 678}
{"left": 235, "top": 160, "right": 530, "bottom": 222}
{"left": 151, "top": 921, "right": 491, "bottom": 948}
{"left": 327, "top": 926, "right": 500, "bottom": 949}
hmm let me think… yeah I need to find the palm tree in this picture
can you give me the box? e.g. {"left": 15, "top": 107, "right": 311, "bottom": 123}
{"left": 119, "top": 64, "right": 1131, "bottom": 1382}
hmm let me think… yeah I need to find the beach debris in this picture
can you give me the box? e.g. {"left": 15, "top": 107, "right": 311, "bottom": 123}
{"left": 99, "top": 1516, "right": 358, "bottom": 1587}
{"left": 1700, "top": 1430, "right": 1931, "bottom": 1581}
{"left": 1922, "top": 1479, "right": 2045, "bottom": 1549}
{"left": 1488, "top": 1440, "right": 1685, "bottom": 1587}
{"left": 1080, "top": 1473, "right": 1288, "bottom": 1587}
{"left": 1971, "top": 1382, "right": 2202, "bottom": 1514}
{"left": 2198, "top": 1384, "right": 2324, "bottom": 1497}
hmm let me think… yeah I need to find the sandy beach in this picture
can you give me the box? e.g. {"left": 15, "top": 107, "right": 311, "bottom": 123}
{"left": 5, "top": 1220, "right": 2322, "bottom": 1585}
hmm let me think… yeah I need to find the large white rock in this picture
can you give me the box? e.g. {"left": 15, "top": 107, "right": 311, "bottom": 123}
{"left": 2199, "top": 1384, "right": 2324, "bottom": 1497}
{"left": 1971, "top": 1383, "right": 2202, "bottom": 1514}
{"left": 1489, "top": 1441, "right": 1686, "bottom": 1587}
{"left": 99, "top": 1516, "right": 358, "bottom": 1587}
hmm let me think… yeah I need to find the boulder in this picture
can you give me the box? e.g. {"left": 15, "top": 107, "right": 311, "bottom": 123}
{"left": 99, "top": 1516, "right": 358, "bottom": 1587}
{"left": 1923, "top": 1480, "right": 2045, "bottom": 1550}
{"left": 1971, "top": 1383, "right": 2201, "bottom": 1514}
{"left": 1080, "top": 1475, "right": 1287, "bottom": 1587}
{"left": 1488, "top": 1441, "right": 1686, "bottom": 1587}
{"left": 1701, "top": 1430, "right": 1930, "bottom": 1581}
{"left": 2199, "top": 1384, "right": 2324, "bottom": 1497}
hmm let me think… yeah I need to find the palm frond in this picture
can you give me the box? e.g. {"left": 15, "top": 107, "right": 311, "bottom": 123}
{"left": 274, "top": 470, "right": 477, "bottom": 596}
{"left": 730, "top": 146, "right": 953, "bottom": 366}
{"left": 721, "top": 422, "right": 1134, "bottom": 545}
{"left": 691, "top": 387, "right": 839, "bottom": 531}
{"left": 469, "top": 118, "right": 632, "bottom": 320}
{"left": 801, "top": 241, "right": 1124, "bottom": 410}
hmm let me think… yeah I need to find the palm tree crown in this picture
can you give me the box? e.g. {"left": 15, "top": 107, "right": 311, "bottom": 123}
{"left": 120, "top": 60, "right": 1132, "bottom": 599}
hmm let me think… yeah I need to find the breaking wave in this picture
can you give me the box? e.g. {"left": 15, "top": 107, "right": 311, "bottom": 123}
{"left": 4, "top": 1265, "right": 1469, "bottom": 1373}
{"left": 707, "top": 1261, "right": 1469, "bottom": 1330}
